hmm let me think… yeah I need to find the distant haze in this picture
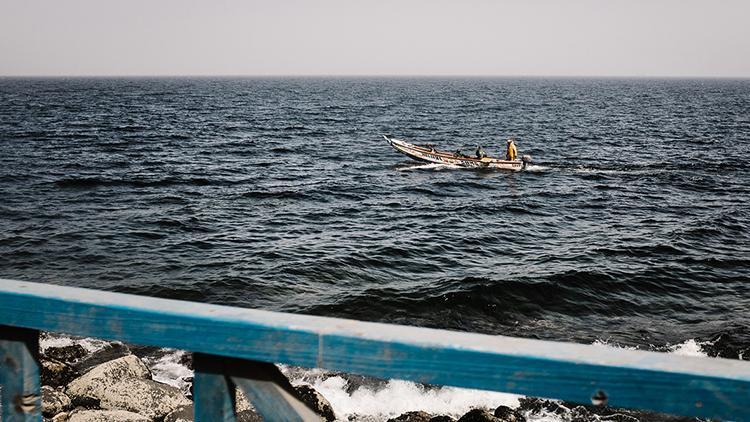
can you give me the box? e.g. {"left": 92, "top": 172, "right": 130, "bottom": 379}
{"left": 1, "top": 0, "right": 749, "bottom": 77}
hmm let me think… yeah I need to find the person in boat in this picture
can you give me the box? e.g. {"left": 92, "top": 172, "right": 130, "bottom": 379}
{"left": 475, "top": 145, "right": 487, "bottom": 159}
{"left": 505, "top": 138, "right": 518, "bottom": 161}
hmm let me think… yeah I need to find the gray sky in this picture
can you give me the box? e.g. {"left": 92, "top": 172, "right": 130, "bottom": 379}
{"left": 1, "top": 0, "right": 749, "bottom": 77}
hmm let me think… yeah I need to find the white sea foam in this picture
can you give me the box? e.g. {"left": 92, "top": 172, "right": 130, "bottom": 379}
{"left": 280, "top": 367, "right": 521, "bottom": 421}
{"left": 396, "top": 163, "right": 461, "bottom": 171}
{"left": 143, "top": 349, "right": 193, "bottom": 392}
{"left": 524, "top": 164, "right": 550, "bottom": 172}
{"left": 40, "top": 334, "right": 111, "bottom": 353}
{"left": 667, "top": 339, "right": 710, "bottom": 357}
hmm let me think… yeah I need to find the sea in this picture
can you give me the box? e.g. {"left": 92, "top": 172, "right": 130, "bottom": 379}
{"left": 1, "top": 77, "right": 749, "bottom": 420}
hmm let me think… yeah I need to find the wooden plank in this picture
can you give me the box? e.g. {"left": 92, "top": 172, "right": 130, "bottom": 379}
{"left": 1, "top": 279, "right": 750, "bottom": 420}
{"left": 193, "top": 353, "right": 237, "bottom": 422}
{"left": 0, "top": 325, "right": 41, "bottom": 422}
{"left": 229, "top": 359, "right": 321, "bottom": 421}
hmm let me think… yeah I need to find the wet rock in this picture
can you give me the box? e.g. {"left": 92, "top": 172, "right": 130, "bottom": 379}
{"left": 493, "top": 405, "right": 525, "bottom": 422}
{"left": 44, "top": 344, "right": 87, "bottom": 364}
{"left": 73, "top": 342, "right": 131, "bottom": 374}
{"left": 66, "top": 355, "right": 151, "bottom": 407}
{"left": 98, "top": 378, "right": 191, "bottom": 420}
{"left": 294, "top": 384, "right": 336, "bottom": 421}
{"left": 42, "top": 386, "right": 72, "bottom": 417}
{"left": 517, "top": 398, "right": 568, "bottom": 416}
{"left": 570, "top": 406, "right": 594, "bottom": 422}
{"left": 429, "top": 417, "right": 455, "bottom": 422}
{"left": 67, "top": 409, "right": 150, "bottom": 422}
{"left": 601, "top": 414, "right": 639, "bottom": 422}
{"left": 388, "top": 411, "right": 433, "bottom": 422}
{"left": 457, "top": 409, "right": 500, "bottom": 422}
{"left": 179, "top": 352, "right": 193, "bottom": 370}
{"left": 42, "top": 359, "right": 79, "bottom": 387}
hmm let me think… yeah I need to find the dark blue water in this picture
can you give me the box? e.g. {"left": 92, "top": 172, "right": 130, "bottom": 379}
{"left": 1, "top": 77, "right": 749, "bottom": 356}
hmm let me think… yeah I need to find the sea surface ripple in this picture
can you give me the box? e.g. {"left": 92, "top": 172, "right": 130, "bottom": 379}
{"left": 1, "top": 77, "right": 749, "bottom": 356}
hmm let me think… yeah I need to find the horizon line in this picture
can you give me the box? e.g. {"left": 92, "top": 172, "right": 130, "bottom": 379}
{"left": 1, "top": 73, "right": 749, "bottom": 80}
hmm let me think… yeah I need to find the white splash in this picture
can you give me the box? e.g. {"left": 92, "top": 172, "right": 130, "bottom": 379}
{"left": 396, "top": 163, "right": 461, "bottom": 171}
{"left": 281, "top": 368, "right": 520, "bottom": 421}
{"left": 40, "top": 334, "right": 111, "bottom": 353}
{"left": 667, "top": 339, "right": 710, "bottom": 357}
{"left": 524, "top": 164, "right": 550, "bottom": 172}
{"left": 143, "top": 349, "right": 193, "bottom": 391}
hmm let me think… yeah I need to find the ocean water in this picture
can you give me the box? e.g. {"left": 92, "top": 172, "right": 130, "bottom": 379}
{"left": 2, "top": 77, "right": 750, "bottom": 418}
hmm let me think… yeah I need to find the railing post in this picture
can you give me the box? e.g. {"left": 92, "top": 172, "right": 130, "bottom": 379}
{"left": 193, "top": 353, "right": 237, "bottom": 422}
{"left": 0, "top": 325, "right": 41, "bottom": 422}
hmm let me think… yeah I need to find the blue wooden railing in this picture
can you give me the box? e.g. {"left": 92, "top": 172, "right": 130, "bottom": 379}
{"left": 1, "top": 278, "right": 749, "bottom": 421}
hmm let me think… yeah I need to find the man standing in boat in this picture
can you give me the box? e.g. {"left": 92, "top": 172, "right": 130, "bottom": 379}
{"left": 505, "top": 138, "right": 518, "bottom": 161}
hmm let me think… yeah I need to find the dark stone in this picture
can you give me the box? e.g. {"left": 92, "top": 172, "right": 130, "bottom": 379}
{"left": 430, "top": 417, "right": 456, "bottom": 422}
{"left": 294, "top": 384, "right": 336, "bottom": 421}
{"left": 517, "top": 398, "right": 568, "bottom": 416}
{"left": 457, "top": 409, "right": 499, "bottom": 422}
{"left": 601, "top": 414, "right": 640, "bottom": 422}
{"left": 387, "top": 411, "right": 433, "bottom": 422}
{"left": 493, "top": 405, "right": 525, "bottom": 422}
{"left": 44, "top": 345, "right": 87, "bottom": 364}
{"left": 179, "top": 352, "right": 193, "bottom": 370}
{"left": 163, "top": 404, "right": 193, "bottom": 422}
{"left": 570, "top": 406, "right": 594, "bottom": 422}
{"left": 73, "top": 343, "right": 131, "bottom": 374}
{"left": 41, "top": 359, "right": 79, "bottom": 387}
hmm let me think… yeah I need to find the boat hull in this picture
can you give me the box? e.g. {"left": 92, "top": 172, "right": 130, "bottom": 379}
{"left": 384, "top": 135, "right": 527, "bottom": 171}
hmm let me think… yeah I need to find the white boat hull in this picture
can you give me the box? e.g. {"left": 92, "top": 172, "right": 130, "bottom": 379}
{"left": 384, "top": 135, "right": 527, "bottom": 171}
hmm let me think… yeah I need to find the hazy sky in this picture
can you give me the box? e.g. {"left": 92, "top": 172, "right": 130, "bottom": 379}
{"left": 1, "top": 0, "right": 749, "bottom": 77}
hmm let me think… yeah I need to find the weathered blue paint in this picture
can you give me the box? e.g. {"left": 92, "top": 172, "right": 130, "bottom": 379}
{"left": 1, "top": 279, "right": 750, "bottom": 420}
{"left": 233, "top": 377, "right": 319, "bottom": 421}
{"left": 193, "top": 353, "right": 237, "bottom": 422}
{"left": 0, "top": 325, "right": 41, "bottom": 422}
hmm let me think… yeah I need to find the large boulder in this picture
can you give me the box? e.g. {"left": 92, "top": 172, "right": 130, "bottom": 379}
{"left": 388, "top": 411, "right": 434, "bottom": 422}
{"left": 294, "top": 384, "right": 336, "bottom": 421}
{"left": 67, "top": 409, "right": 149, "bottom": 422}
{"left": 66, "top": 355, "right": 151, "bottom": 407}
{"left": 42, "top": 386, "right": 72, "bottom": 417}
{"left": 430, "top": 417, "right": 456, "bottom": 422}
{"left": 42, "top": 359, "right": 79, "bottom": 387}
{"left": 99, "top": 378, "right": 191, "bottom": 420}
{"left": 457, "top": 409, "right": 500, "bottom": 422}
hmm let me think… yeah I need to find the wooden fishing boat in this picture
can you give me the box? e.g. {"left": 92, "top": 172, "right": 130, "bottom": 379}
{"left": 384, "top": 135, "right": 530, "bottom": 171}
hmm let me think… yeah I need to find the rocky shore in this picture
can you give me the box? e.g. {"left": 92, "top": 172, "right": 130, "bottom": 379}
{"left": 39, "top": 333, "right": 694, "bottom": 422}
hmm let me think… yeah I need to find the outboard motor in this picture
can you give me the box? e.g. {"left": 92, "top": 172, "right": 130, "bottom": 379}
{"left": 521, "top": 154, "right": 532, "bottom": 169}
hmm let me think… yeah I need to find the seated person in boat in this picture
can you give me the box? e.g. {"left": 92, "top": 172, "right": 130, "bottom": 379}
{"left": 475, "top": 145, "right": 487, "bottom": 159}
{"left": 505, "top": 138, "right": 518, "bottom": 161}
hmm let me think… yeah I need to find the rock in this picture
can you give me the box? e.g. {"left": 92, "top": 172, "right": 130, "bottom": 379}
{"left": 493, "top": 405, "right": 525, "bottom": 422}
{"left": 51, "top": 412, "right": 70, "bottom": 422}
{"left": 570, "top": 406, "right": 594, "bottom": 422}
{"left": 430, "top": 417, "right": 455, "bottom": 422}
{"left": 67, "top": 409, "right": 149, "bottom": 422}
{"left": 517, "top": 398, "right": 568, "bottom": 416}
{"left": 42, "top": 359, "right": 79, "bottom": 387}
{"left": 294, "top": 384, "right": 336, "bottom": 421}
{"left": 457, "top": 409, "right": 500, "bottom": 422}
{"left": 179, "top": 352, "right": 193, "bottom": 370}
{"left": 44, "top": 344, "right": 87, "bottom": 364}
{"left": 236, "top": 389, "right": 252, "bottom": 412}
{"left": 98, "top": 378, "right": 192, "bottom": 420}
{"left": 73, "top": 343, "right": 132, "bottom": 374}
{"left": 164, "top": 404, "right": 192, "bottom": 422}
{"left": 42, "top": 386, "right": 72, "bottom": 417}
{"left": 388, "top": 411, "right": 434, "bottom": 422}
{"left": 66, "top": 355, "right": 151, "bottom": 407}
{"left": 601, "top": 414, "right": 639, "bottom": 422}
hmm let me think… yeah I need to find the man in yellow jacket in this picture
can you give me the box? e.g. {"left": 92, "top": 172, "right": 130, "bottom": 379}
{"left": 505, "top": 138, "right": 518, "bottom": 161}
